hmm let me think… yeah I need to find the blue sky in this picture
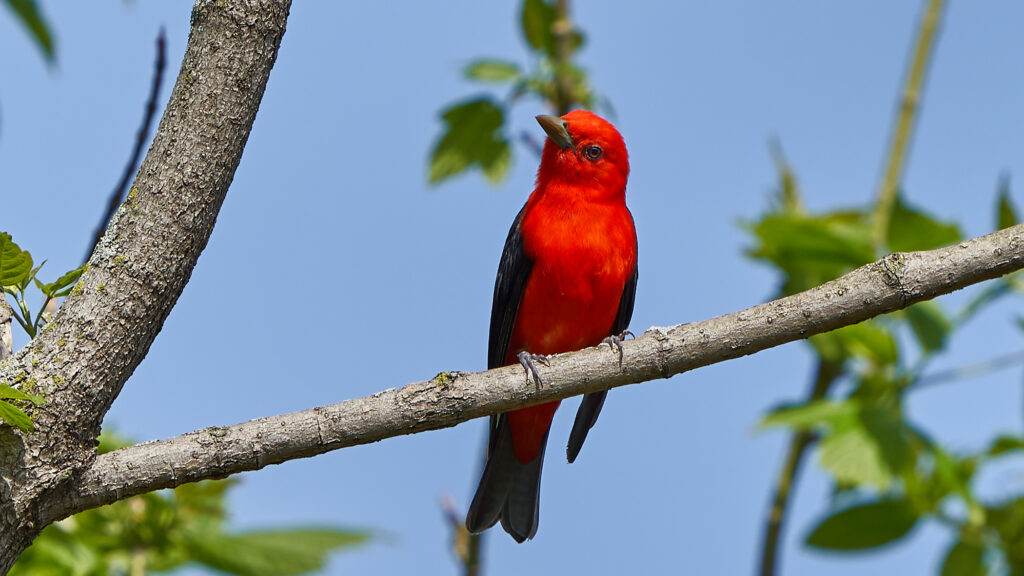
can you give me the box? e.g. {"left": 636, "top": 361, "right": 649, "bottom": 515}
{"left": 2, "top": 2, "right": 1024, "bottom": 575}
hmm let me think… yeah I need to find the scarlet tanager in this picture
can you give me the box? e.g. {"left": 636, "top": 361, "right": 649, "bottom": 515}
{"left": 466, "top": 110, "right": 637, "bottom": 542}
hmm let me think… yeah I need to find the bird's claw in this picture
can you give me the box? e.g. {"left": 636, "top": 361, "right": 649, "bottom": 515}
{"left": 602, "top": 330, "right": 635, "bottom": 366}
{"left": 517, "top": 351, "right": 549, "bottom": 389}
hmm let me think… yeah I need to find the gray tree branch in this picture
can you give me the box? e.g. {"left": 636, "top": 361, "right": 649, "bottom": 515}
{"left": 0, "top": 0, "right": 291, "bottom": 570}
{"left": 42, "top": 224, "right": 1024, "bottom": 524}
{"left": 0, "top": 299, "right": 11, "bottom": 361}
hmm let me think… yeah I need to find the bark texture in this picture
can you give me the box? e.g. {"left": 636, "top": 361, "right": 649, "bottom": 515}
{"left": 0, "top": 300, "right": 11, "bottom": 363}
{"left": 0, "top": 1, "right": 291, "bottom": 570}
{"left": 41, "top": 224, "right": 1024, "bottom": 523}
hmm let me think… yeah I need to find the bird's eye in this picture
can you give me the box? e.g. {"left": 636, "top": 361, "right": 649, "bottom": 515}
{"left": 584, "top": 144, "right": 603, "bottom": 161}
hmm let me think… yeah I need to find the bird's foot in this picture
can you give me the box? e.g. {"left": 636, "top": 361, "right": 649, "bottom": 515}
{"left": 517, "top": 351, "right": 550, "bottom": 389}
{"left": 602, "top": 330, "right": 635, "bottom": 366}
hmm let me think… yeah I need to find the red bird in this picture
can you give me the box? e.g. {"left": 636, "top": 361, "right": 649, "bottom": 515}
{"left": 466, "top": 110, "right": 637, "bottom": 542}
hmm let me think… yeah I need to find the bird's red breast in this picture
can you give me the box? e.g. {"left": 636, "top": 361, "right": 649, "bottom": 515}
{"left": 503, "top": 110, "right": 636, "bottom": 463}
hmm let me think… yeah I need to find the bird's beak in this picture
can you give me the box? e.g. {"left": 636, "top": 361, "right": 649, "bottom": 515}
{"left": 536, "top": 115, "right": 575, "bottom": 151}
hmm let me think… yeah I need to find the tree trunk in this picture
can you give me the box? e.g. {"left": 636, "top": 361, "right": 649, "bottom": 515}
{"left": 0, "top": 1, "right": 292, "bottom": 569}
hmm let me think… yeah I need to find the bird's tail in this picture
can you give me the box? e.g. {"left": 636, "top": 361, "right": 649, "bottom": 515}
{"left": 466, "top": 414, "right": 549, "bottom": 543}
{"left": 567, "top": 390, "right": 607, "bottom": 463}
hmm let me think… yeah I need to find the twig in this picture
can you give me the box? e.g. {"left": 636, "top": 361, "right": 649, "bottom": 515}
{"left": 758, "top": 360, "right": 842, "bottom": 576}
{"left": 518, "top": 130, "right": 544, "bottom": 158}
{"left": 85, "top": 27, "right": 167, "bottom": 262}
{"left": 441, "top": 496, "right": 482, "bottom": 576}
{"left": 912, "top": 349, "right": 1024, "bottom": 390}
{"left": 871, "top": 0, "right": 947, "bottom": 252}
{"left": 551, "top": 0, "right": 574, "bottom": 115}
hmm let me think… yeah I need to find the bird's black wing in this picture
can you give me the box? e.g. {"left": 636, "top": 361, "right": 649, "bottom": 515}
{"left": 484, "top": 204, "right": 532, "bottom": 459}
{"left": 488, "top": 204, "right": 533, "bottom": 371}
{"left": 612, "top": 264, "right": 639, "bottom": 335}
{"left": 567, "top": 262, "right": 638, "bottom": 463}
{"left": 466, "top": 205, "right": 539, "bottom": 537}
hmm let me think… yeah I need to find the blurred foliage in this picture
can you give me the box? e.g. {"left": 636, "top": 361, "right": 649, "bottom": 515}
{"left": 3, "top": 0, "right": 55, "bottom": 62}
{"left": 10, "top": 432, "right": 369, "bottom": 576}
{"left": 748, "top": 2, "right": 1024, "bottom": 573}
{"left": 429, "top": 0, "right": 602, "bottom": 186}
{"left": 751, "top": 147, "right": 1024, "bottom": 572}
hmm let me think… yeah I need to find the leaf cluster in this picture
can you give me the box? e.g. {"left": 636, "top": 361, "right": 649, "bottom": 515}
{"left": 0, "top": 232, "right": 88, "bottom": 431}
{"left": 428, "top": 0, "right": 601, "bottom": 186}
{"left": 1, "top": 232, "right": 86, "bottom": 339}
{"left": 10, "top": 432, "right": 370, "bottom": 576}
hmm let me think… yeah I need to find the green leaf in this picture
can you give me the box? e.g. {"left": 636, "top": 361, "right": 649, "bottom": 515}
{"left": 429, "top": 98, "right": 510, "bottom": 185}
{"left": 1012, "top": 274, "right": 1024, "bottom": 294}
{"left": 464, "top": 59, "right": 521, "bottom": 83}
{"left": 928, "top": 441, "right": 975, "bottom": 504}
{"left": 807, "top": 407, "right": 913, "bottom": 490}
{"left": 21, "top": 260, "right": 44, "bottom": 292}
{"left": 997, "top": 175, "right": 1018, "bottom": 230}
{"left": 186, "top": 527, "right": 370, "bottom": 576}
{"left": 819, "top": 424, "right": 892, "bottom": 489}
{"left": 519, "top": 0, "right": 582, "bottom": 58}
{"left": 861, "top": 408, "right": 914, "bottom": 475}
{"left": 809, "top": 321, "right": 898, "bottom": 365}
{"left": 521, "top": 0, "right": 556, "bottom": 53}
{"left": 760, "top": 400, "right": 859, "bottom": 431}
{"left": 805, "top": 499, "right": 919, "bottom": 551}
{"left": 807, "top": 333, "right": 847, "bottom": 364}
{"left": 97, "top": 430, "right": 135, "bottom": 454}
{"left": 769, "top": 139, "right": 801, "bottom": 214}
{"left": 0, "top": 233, "right": 33, "bottom": 288}
{"left": 940, "top": 540, "right": 985, "bottom": 576}
{"left": 887, "top": 195, "right": 962, "bottom": 252}
{"left": 41, "top": 264, "right": 87, "bottom": 297}
{"left": 983, "top": 497, "right": 1024, "bottom": 560}
{"left": 987, "top": 434, "right": 1024, "bottom": 457}
{"left": 3, "top": 0, "right": 55, "bottom": 62}
{"left": 746, "top": 211, "right": 874, "bottom": 295}
{"left": 0, "top": 399, "right": 34, "bottom": 432}
{"left": 0, "top": 384, "right": 44, "bottom": 406}
{"left": 844, "top": 322, "right": 898, "bottom": 364}
{"left": 903, "top": 300, "right": 952, "bottom": 353}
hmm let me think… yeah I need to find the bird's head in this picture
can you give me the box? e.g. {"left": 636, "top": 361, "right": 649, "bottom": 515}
{"left": 534, "top": 110, "right": 630, "bottom": 202}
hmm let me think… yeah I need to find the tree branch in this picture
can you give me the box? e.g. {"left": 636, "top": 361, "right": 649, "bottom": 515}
{"left": 0, "top": 298, "right": 11, "bottom": 361}
{"left": 42, "top": 224, "right": 1024, "bottom": 523}
{"left": 0, "top": 1, "right": 291, "bottom": 569}
{"left": 551, "top": 0, "right": 574, "bottom": 116}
